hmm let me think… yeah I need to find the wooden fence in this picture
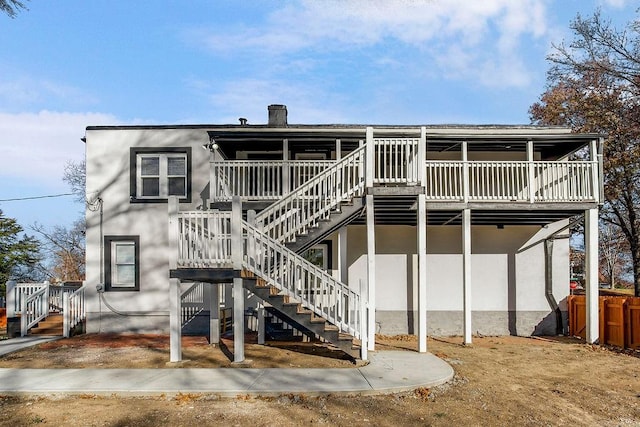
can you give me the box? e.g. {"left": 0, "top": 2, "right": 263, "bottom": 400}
{"left": 568, "top": 295, "right": 640, "bottom": 349}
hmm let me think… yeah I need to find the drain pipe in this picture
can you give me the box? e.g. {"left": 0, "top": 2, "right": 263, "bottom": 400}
{"left": 544, "top": 238, "right": 564, "bottom": 335}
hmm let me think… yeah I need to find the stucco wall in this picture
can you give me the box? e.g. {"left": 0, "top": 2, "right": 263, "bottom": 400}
{"left": 346, "top": 222, "right": 569, "bottom": 336}
{"left": 85, "top": 128, "right": 212, "bottom": 332}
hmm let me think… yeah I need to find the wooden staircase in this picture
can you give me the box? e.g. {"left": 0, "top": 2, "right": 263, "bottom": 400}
{"left": 243, "top": 277, "right": 360, "bottom": 359}
{"left": 29, "top": 313, "right": 63, "bottom": 336}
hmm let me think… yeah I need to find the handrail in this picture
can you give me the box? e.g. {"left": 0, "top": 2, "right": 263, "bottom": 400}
{"left": 255, "top": 145, "right": 366, "bottom": 243}
{"left": 242, "top": 220, "right": 361, "bottom": 338}
{"left": 63, "top": 283, "right": 86, "bottom": 338}
{"left": 180, "top": 282, "right": 205, "bottom": 327}
{"left": 177, "top": 210, "right": 233, "bottom": 268}
{"left": 21, "top": 286, "right": 48, "bottom": 337}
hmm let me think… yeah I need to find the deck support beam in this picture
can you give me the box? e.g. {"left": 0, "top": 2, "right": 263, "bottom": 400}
{"left": 417, "top": 193, "right": 427, "bottom": 352}
{"left": 462, "top": 208, "right": 472, "bottom": 345}
{"left": 231, "top": 196, "right": 245, "bottom": 362}
{"left": 366, "top": 194, "right": 376, "bottom": 351}
{"left": 585, "top": 208, "right": 599, "bottom": 344}
{"left": 209, "top": 283, "right": 220, "bottom": 345}
{"left": 169, "top": 277, "right": 182, "bottom": 362}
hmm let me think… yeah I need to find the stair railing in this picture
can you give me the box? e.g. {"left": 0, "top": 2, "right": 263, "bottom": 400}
{"left": 20, "top": 284, "right": 49, "bottom": 337}
{"left": 243, "top": 220, "right": 362, "bottom": 338}
{"left": 63, "top": 283, "right": 86, "bottom": 338}
{"left": 255, "top": 145, "right": 366, "bottom": 244}
{"left": 180, "top": 282, "right": 205, "bottom": 327}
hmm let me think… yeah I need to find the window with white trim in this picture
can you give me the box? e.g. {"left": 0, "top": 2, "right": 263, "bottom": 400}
{"left": 130, "top": 147, "right": 192, "bottom": 203}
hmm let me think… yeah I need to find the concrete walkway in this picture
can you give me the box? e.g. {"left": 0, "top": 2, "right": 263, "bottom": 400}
{"left": 0, "top": 338, "right": 454, "bottom": 396}
{"left": 0, "top": 336, "right": 61, "bottom": 357}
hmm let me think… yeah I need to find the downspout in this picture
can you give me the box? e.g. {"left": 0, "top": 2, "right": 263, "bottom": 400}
{"left": 544, "top": 238, "right": 564, "bottom": 335}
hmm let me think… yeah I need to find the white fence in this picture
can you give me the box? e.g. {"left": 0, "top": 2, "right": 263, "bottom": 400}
{"left": 4, "top": 280, "right": 86, "bottom": 337}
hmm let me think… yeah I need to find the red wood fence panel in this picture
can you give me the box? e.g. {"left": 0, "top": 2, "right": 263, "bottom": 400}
{"left": 568, "top": 295, "right": 640, "bottom": 350}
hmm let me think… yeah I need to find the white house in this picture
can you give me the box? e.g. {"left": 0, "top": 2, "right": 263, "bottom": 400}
{"left": 83, "top": 105, "right": 603, "bottom": 361}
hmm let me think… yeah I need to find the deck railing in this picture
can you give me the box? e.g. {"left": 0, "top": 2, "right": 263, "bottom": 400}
{"left": 180, "top": 282, "right": 204, "bottom": 327}
{"left": 211, "top": 160, "right": 334, "bottom": 201}
{"left": 63, "top": 283, "right": 86, "bottom": 338}
{"left": 373, "top": 138, "right": 420, "bottom": 184}
{"left": 176, "top": 210, "right": 233, "bottom": 268}
{"left": 211, "top": 145, "right": 597, "bottom": 204}
{"left": 424, "top": 160, "right": 597, "bottom": 202}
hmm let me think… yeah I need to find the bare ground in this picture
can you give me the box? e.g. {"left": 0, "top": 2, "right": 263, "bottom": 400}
{"left": 0, "top": 333, "right": 638, "bottom": 426}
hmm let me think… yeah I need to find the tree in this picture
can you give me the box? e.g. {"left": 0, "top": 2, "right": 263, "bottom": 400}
{"left": 0, "top": 0, "right": 27, "bottom": 18}
{"left": 530, "top": 11, "right": 640, "bottom": 297}
{"left": 0, "top": 209, "right": 41, "bottom": 294}
{"left": 63, "top": 160, "right": 86, "bottom": 203}
{"left": 31, "top": 220, "right": 85, "bottom": 283}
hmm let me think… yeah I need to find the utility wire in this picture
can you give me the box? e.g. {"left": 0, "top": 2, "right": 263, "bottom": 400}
{"left": 0, "top": 193, "right": 75, "bottom": 202}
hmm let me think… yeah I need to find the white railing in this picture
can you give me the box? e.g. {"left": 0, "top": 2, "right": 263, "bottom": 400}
{"left": 177, "top": 210, "right": 233, "bottom": 268}
{"left": 49, "top": 283, "right": 82, "bottom": 312}
{"left": 211, "top": 160, "right": 334, "bottom": 201}
{"left": 63, "top": 283, "right": 86, "bottom": 338}
{"left": 255, "top": 146, "right": 366, "bottom": 244}
{"left": 21, "top": 285, "right": 49, "bottom": 337}
{"left": 9, "top": 282, "right": 49, "bottom": 317}
{"left": 243, "top": 221, "right": 361, "bottom": 338}
{"left": 424, "top": 160, "right": 597, "bottom": 202}
{"left": 373, "top": 138, "right": 420, "bottom": 184}
{"left": 181, "top": 282, "right": 204, "bottom": 327}
{"left": 534, "top": 161, "right": 595, "bottom": 202}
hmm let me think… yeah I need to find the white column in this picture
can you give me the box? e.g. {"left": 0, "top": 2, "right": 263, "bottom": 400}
{"left": 169, "top": 277, "right": 182, "bottom": 362}
{"left": 282, "top": 139, "right": 290, "bottom": 195}
{"left": 257, "top": 304, "right": 265, "bottom": 345}
{"left": 417, "top": 193, "right": 427, "bottom": 352}
{"left": 366, "top": 194, "right": 376, "bottom": 351}
{"left": 585, "top": 208, "right": 599, "bottom": 344}
{"left": 209, "top": 283, "right": 220, "bottom": 344}
{"left": 462, "top": 208, "right": 472, "bottom": 345}
{"left": 366, "top": 127, "right": 374, "bottom": 188}
{"left": 5, "top": 280, "right": 16, "bottom": 318}
{"left": 462, "top": 140, "right": 469, "bottom": 203}
{"left": 168, "top": 196, "right": 182, "bottom": 362}
{"left": 527, "top": 140, "right": 535, "bottom": 203}
{"left": 233, "top": 277, "right": 245, "bottom": 362}
{"left": 338, "top": 226, "right": 348, "bottom": 284}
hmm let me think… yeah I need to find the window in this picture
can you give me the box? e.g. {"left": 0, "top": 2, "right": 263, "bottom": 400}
{"left": 104, "top": 236, "right": 140, "bottom": 291}
{"left": 302, "top": 241, "right": 332, "bottom": 271}
{"left": 130, "top": 147, "right": 192, "bottom": 203}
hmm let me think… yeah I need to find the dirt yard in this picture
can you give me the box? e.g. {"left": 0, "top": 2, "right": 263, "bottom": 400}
{"left": 0, "top": 333, "right": 638, "bottom": 426}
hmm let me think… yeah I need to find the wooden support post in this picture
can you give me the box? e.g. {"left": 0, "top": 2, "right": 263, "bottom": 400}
{"left": 418, "top": 127, "right": 426, "bottom": 185}
{"left": 338, "top": 226, "right": 348, "bottom": 284}
{"left": 209, "top": 283, "right": 220, "bottom": 345}
{"left": 233, "top": 277, "right": 245, "bottom": 362}
{"left": 168, "top": 196, "right": 182, "bottom": 362}
{"left": 527, "top": 140, "right": 535, "bottom": 203}
{"left": 417, "top": 193, "right": 427, "bottom": 352}
{"left": 366, "top": 194, "right": 376, "bottom": 351}
{"left": 585, "top": 208, "right": 599, "bottom": 344}
{"left": 462, "top": 208, "right": 472, "bottom": 345}
{"left": 169, "top": 277, "right": 182, "bottom": 362}
{"left": 257, "top": 303, "right": 265, "bottom": 345}
{"left": 462, "top": 140, "right": 469, "bottom": 203}
{"left": 282, "top": 139, "right": 290, "bottom": 195}
{"left": 6, "top": 280, "right": 16, "bottom": 318}
{"left": 366, "top": 127, "right": 374, "bottom": 188}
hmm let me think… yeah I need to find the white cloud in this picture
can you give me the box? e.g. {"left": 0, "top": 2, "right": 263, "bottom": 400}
{"left": 0, "top": 111, "right": 119, "bottom": 188}
{"left": 192, "top": 0, "right": 551, "bottom": 89}
{"left": 599, "top": 0, "right": 627, "bottom": 8}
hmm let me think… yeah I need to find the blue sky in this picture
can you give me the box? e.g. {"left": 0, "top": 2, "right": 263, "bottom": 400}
{"left": 0, "top": 0, "right": 635, "bottom": 233}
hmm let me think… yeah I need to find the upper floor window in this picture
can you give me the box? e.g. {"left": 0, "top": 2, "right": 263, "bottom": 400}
{"left": 130, "top": 147, "right": 192, "bottom": 203}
